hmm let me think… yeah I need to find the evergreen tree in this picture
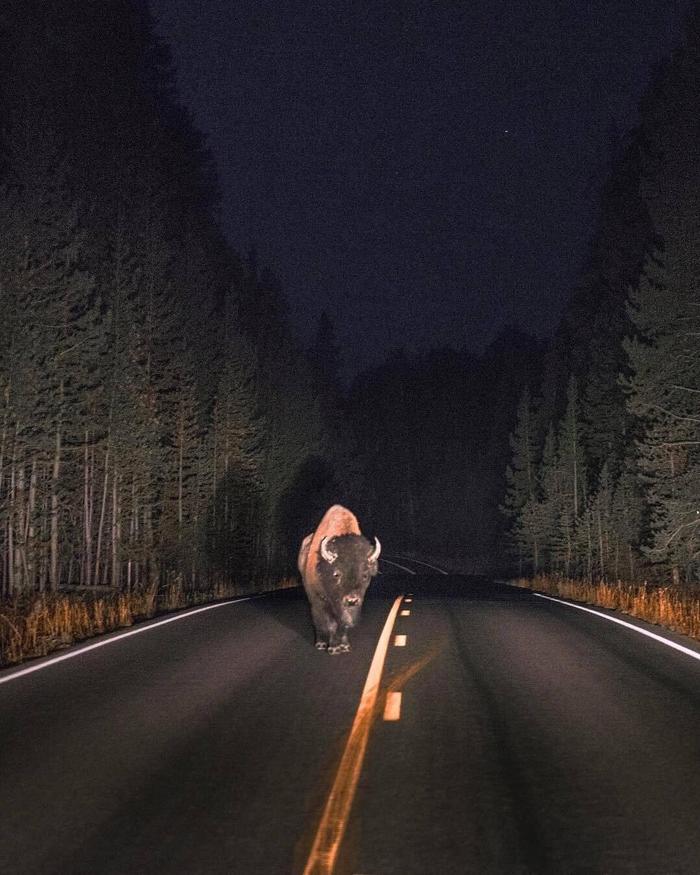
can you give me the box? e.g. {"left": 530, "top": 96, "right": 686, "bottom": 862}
{"left": 502, "top": 387, "right": 539, "bottom": 570}
{"left": 0, "top": 2, "right": 354, "bottom": 597}
{"left": 624, "top": 253, "right": 700, "bottom": 580}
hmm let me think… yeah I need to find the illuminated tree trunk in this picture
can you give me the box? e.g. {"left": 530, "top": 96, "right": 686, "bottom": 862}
{"left": 50, "top": 424, "right": 61, "bottom": 591}
{"left": 112, "top": 465, "right": 120, "bottom": 589}
{"left": 94, "top": 449, "right": 109, "bottom": 588}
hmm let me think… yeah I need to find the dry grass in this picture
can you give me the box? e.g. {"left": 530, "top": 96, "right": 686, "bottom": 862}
{"left": 513, "top": 575, "right": 700, "bottom": 642}
{"left": 0, "top": 575, "right": 298, "bottom": 667}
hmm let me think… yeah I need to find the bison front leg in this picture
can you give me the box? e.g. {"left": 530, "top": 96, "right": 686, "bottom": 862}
{"left": 327, "top": 625, "right": 342, "bottom": 655}
{"left": 310, "top": 601, "right": 334, "bottom": 652}
{"left": 328, "top": 625, "right": 352, "bottom": 655}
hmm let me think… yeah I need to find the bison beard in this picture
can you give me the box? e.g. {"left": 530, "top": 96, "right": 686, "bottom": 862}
{"left": 298, "top": 505, "right": 381, "bottom": 654}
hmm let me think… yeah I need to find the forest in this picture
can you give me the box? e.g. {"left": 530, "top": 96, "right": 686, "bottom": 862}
{"left": 503, "top": 8, "right": 700, "bottom": 587}
{"left": 0, "top": 2, "right": 360, "bottom": 603}
{"left": 1, "top": 0, "right": 699, "bottom": 648}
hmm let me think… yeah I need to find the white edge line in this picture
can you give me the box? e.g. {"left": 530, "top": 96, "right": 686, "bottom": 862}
{"left": 389, "top": 555, "right": 449, "bottom": 575}
{"left": 534, "top": 592, "right": 700, "bottom": 664}
{"left": 0, "top": 595, "right": 257, "bottom": 687}
{"left": 379, "top": 558, "right": 417, "bottom": 575}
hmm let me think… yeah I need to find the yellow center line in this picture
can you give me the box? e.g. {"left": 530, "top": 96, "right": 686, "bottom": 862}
{"left": 302, "top": 595, "right": 404, "bottom": 875}
{"left": 394, "top": 634, "right": 407, "bottom": 647}
{"left": 400, "top": 609, "right": 411, "bottom": 616}
{"left": 383, "top": 691, "right": 402, "bottom": 721}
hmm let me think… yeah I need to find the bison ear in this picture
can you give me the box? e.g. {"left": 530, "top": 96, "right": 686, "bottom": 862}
{"left": 320, "top": 536, "right": 338, "bottom": 564}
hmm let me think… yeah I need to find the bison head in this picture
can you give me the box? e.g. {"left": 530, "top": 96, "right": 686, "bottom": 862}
{"left": 319, "top": 533, "right": 381, "bottom": 627}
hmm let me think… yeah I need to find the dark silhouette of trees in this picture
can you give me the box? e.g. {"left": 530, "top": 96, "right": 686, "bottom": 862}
{"left": 504, "top": 5, "right": 700, "bottom": 584}
{"left": 349, "top": 333, "right": 541, "bottom": 569}
{"left": 0, "top": 2, "right": 344, "bottom": 595}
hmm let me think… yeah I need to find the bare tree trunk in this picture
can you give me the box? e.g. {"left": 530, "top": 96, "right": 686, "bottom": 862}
{"left": 178, "top": 417, "right": 184, "bottom": 534}
{"left": 27, "top": 460, "right": 37, "bottom": 590}
{"left": 50, "top": 423, "right": 62, "bottom": 591}
{"left": 145, "top": 500, "right": 157, "bottom": 589}
{"left": 6, "top": 515, "right": 12, "bottom": 597}
{"left": 0, "top": 388, "right": 9, "bottom": 500}
{"left": 211, "top": 413, "right": 218, "bottom": 544}
{"left": 533, "top": 537, "right": 539, "bottom": 574}
{"left": 628, "top": 544, "right": 634, "bottom": 581}
{"left": 16, "top": 461, "right": 26, "bottom": 591}
{"left": 8, "top": 444, "right": 16, "bottom": 595}
{"left": 586, "top": 518, "right": 593, "bottom": 582}
{"left": 83, "top": 432, "right": 93, "bottom": 587}
{"left": 112, "top": 465, "right": 120, "bottom": 589}
{"left": 95, "top": 449, "right": 110, "bottom": 588}
{"left": 129, "top": 477, "right": 138, "bottom": 591}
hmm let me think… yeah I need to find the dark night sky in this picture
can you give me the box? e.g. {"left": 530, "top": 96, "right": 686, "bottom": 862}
{"left": 150, "top": 0, "right": 689, "bottom": 373}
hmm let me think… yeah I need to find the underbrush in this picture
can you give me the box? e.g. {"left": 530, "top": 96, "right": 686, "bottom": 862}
{"left": 0, "top": 576, "right": 298, "bottom": 668}
{"left": 513, "top": 575, "right": 700, "bottom": 642}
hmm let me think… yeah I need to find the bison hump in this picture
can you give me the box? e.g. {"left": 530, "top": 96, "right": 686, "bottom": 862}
{"left": 303, "top": 505, "right": 364, "bottom": 585}
{"left": 315, "top": 505, "right": 361, "bottom": 539}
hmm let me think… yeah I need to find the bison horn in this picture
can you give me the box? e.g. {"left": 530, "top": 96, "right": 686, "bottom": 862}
{"left": 368, "top": 537, "right": 381, "bottom": 562}
{"left": 320, "top": 536, "right": 337, "bottom": 564}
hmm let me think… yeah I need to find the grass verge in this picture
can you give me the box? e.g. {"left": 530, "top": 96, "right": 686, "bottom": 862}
{"left": 0, "top": 576, "right": 298, "bottom": 668}
{"left": 512, "top": 575, "right": 700, "bottom": 642}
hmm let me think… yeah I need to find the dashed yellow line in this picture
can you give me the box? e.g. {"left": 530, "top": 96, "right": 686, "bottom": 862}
{"left": 383, "top": 691, "right": 402, "bottom": 721}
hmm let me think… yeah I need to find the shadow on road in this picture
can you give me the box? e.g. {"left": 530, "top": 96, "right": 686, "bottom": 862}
{"left": 249, "top": 586, "right": 312, "bottom": 643}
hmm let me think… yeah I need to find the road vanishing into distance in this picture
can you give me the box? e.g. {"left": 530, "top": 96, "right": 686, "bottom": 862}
{"left": 4, "top": 562, "right": 700, "bottom": 874}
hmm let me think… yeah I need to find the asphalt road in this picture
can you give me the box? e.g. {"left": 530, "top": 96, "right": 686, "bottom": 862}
{"left": 3, "top": 567, "right": 700, "bottom": 874}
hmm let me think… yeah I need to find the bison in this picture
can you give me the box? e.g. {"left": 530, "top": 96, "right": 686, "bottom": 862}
{"left": 298, "top": 505, "right": 381, "bottom": 654}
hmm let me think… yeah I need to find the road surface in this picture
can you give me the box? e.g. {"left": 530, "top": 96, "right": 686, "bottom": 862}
{"left": 3, "top": 565, "right": 700, "bottom": 873}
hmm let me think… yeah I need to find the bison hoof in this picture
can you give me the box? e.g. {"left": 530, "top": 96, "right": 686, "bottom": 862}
{"left": 339, "top": 642, "right": 351, "bottom": 652}
{"left": 314, "top": 641, "right": 328, "bottom": 651}
{"left": 328, "top": 645, "right": 344, "bottom": 655}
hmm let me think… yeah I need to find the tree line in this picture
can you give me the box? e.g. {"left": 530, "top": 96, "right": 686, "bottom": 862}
{"left": 349, "top": 333, "right": 542, "bottom": 569}
{"left": 0, "top": 2, "right": 353, "bottom": 597}
{"left": 12, "top": 1, "right": 692, "bottom": 598}
{"left": 503, "top": 6, "right": 700, "bottom": 585}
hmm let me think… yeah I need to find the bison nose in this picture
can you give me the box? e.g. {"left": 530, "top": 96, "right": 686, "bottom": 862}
{"left": 344, "top": 595, "right": 360, "bottom": 607}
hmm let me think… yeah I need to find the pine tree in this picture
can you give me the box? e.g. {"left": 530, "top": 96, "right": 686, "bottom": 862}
{"left": 530, "top": 426, "right": 562, "bottom": 573}
{"left": 502, "top": 387, "right": 539, "bottom": 571}
{"left": 624, "top": 252, "right": 700, "bottom": 580}
{"left": 609, "top": 460, "right": 643, "bottom": 580}
{"left": 206, "top": 328, "right": 265, "bottom": 582}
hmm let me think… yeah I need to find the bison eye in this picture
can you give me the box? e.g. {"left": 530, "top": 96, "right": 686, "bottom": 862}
{"left": 332, "top": 570, "right": 341, "bottom": 579}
